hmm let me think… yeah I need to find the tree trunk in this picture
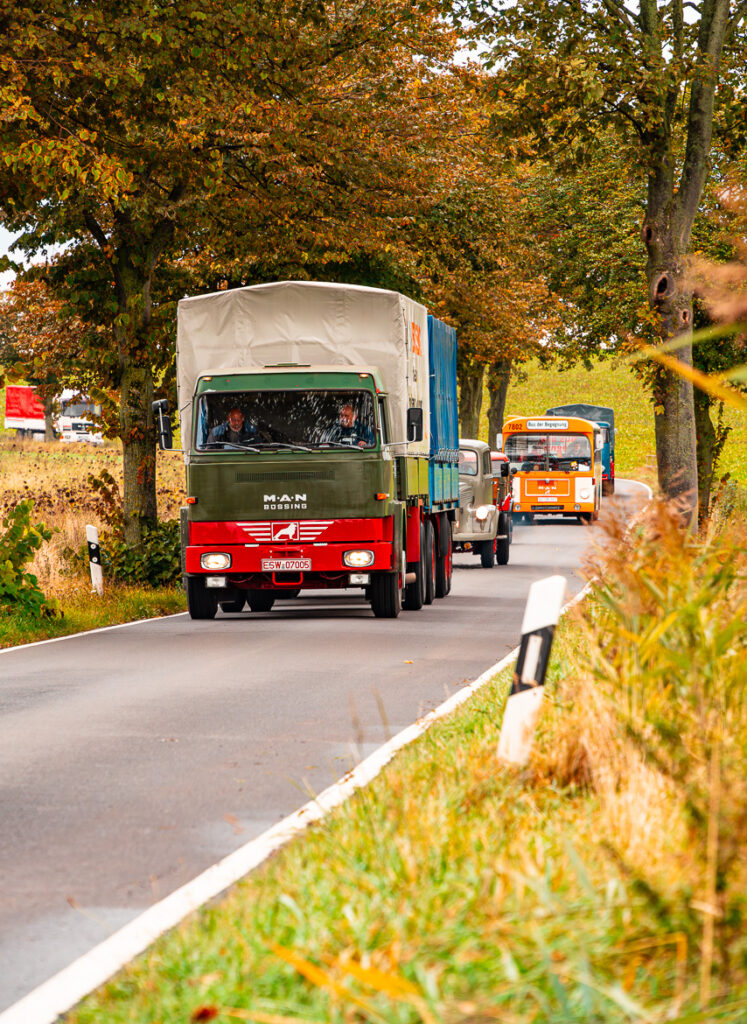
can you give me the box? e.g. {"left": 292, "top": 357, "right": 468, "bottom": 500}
{"left": 693, "top": 388, "right": 716, "bottom": 521}
{"left": 43, "top": 393, "right": 56, "bottom": 442}
{"left": 119, "top": 361, "right": 157, "bottom": 547}
{"left": 486, "top": 359, "right": 511, "bottom": 448}
{"left": 458, "top": 364, "right": 484, "bottom": 439}
{"left": 643, "top": 213, "right": 699, "bottom": 519}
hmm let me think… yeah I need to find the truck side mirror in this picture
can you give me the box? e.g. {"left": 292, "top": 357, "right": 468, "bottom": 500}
{"left": 501, "top": 461, "right": 510, "bottom": 478}
{"left": 495, "top": 432, "right": 503, "bottom": 450}
{"left": 152, "top": 398, "right": 174, "bottom": 450}
{"left": 407, "top": 406, "right": 423, "bottom": 442}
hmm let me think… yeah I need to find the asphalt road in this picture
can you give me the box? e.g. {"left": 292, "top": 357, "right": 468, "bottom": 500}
{"left": 0, "top": 481, "right": 648, "bottom": 1011}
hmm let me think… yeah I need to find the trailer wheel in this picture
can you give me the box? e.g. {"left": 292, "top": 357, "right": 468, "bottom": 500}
{"left": 435, "top": 519, "right": 452, "bottom": 598}
{"left": 424, "top": 520, "right": 436, "bottom": 605}
{"left": 403, "top": 523, "right": 426, "bottom": 610}
{"left": 247, "top": 590, "right": 275, "bottom": 612}
{"left": 370, "top": 571, "right": 402, "bottom": 618}
{"left": 219, "top": 597, "right": 246, "bottom": 613}
{"left": 496, "top": 513, "right": 510, "bottom": 565}
{"left": 186, "top": 577, "right": 218, "bottom": 620}
{"left": 479, "top": 538, "right": 495, "bottom": 569}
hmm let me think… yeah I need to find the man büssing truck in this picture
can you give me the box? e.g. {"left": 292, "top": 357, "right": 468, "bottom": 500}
{"left": 154, "top": 281, "right": 460, "bottom": 619}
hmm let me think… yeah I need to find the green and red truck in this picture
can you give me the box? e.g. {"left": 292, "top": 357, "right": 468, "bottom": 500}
{"left": 154, "top": 281, "right": 459, "bottom": 619}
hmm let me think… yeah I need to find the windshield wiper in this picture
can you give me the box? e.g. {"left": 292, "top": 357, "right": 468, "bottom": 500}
{"left": 199, "top": 441, "right": 261, "bottom": 453}
{"left": 253, "top": 441, "right": 313, "bottom": 453}
{"left": 315, "top": 441, "right": 368, "bottom": 450}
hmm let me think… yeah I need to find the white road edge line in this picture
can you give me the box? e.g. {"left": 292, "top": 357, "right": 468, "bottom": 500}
{"left": 0, "top": 613, "right": 188, "bottom": 655}
{"left": 0, "top": 576, "right": 595, "bottom": 1024}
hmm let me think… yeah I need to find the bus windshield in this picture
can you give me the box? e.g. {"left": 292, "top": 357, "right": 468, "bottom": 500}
{"left": 195, "top": 390, "right": 377, "bottom": 451}
{"left": 505, "top": 432, "right": 592, "bottom": 471}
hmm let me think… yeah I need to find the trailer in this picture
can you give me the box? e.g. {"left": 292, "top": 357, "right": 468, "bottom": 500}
{"left": 155, "top": 281, "right": 460, "bottom": 619}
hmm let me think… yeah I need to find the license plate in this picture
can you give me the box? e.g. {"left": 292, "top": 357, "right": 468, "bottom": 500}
{"left": 537, "top": 496, "right": 559, "bottom": 502}
{"left": 261, "top": 558, "right": 311, "bottom": 572}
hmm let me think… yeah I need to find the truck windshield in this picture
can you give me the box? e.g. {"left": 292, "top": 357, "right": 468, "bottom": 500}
{"left": 458, "top": 449, "right": 478, "bottom": 476}
{"left": 505, "top": 432, "right": 592, "bottom": 471}
{"left": 195, "top": 390, "right": 377, "bottom": 451}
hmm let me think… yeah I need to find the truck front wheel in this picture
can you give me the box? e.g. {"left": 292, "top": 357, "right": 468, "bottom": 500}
{"left": 186, "top": 577, "right": 218, "bottom": 620}
{"left": 496, "top": 513, "right": 510, "bottom": 566}
{"left": 370, "top": 571, "right": 402, "bottom": 618}
{"left": 479, "top": 538, "right": 495, "bottom": 569}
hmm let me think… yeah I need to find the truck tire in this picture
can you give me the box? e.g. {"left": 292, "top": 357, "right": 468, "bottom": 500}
{"left": 247, "top": 590, "right": 275, "bottom": 612}
{"left": 220, "top": 597, "right": 246, "bottom": 613}
{"left": 480, "top": 538, "right": 495, "bottom": 568}
{"left": 370, "top": 571, "right": 402, "bottom": 618}
{"left": 602, "top": 479, "right": 614, "bottom": 497}
{"left": 435, "top": 519, "right": 452, "bottom": 598}
{"left": 424, "top": 520, "right": 435, "bottom": 605}
{"left": 186, "top": 577, "right": 218, "bottom": 620}
{"left": 496, "top": 513, "right": 510, "bottom": 565}
{"left": 403, "top": 523, "right": 426, "bottom": 610}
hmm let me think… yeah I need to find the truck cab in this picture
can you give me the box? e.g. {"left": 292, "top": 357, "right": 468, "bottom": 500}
{"left": 157, "top": 280, "right": 460, "bottom": 620}
{"left": 452, "top": 439, "right": 510, "bottom": 567}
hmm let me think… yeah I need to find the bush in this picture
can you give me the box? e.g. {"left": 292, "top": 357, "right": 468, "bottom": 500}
{"left": 0, "top": 500, "right": 61, "bottom": 618}
{"left": 99, "top": 519, "right": 182, "bottom": 587}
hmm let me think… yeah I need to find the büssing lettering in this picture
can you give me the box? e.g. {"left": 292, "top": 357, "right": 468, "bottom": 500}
{"left": 263, "top": 492, "right": 307, "bottom": 510}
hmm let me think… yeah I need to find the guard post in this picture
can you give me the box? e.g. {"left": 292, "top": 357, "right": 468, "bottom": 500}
{"left": 86, "top": 524, "right": 104, "bottom": 596}
{"left": 497, "top": 574, "right": 566, "bottom": 765}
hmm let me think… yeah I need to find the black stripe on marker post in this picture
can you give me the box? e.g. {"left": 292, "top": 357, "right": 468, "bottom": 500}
{"left": 512, "top": 624, "right": 556, "bottom": 693}
{"left": 87, "top": 541, "right": 101, "bottom": 565}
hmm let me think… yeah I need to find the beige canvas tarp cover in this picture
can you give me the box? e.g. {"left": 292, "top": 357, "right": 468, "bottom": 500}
{"left": 176, "top": 281, "right": 430, "bottom": 454}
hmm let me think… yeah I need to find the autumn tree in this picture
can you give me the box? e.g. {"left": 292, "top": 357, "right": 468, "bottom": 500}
{"left": 0, "top": 0, "right": 461, "bottom": 547}
{"left": 463, "top": 0, "right": 747, "bottom": 516}
{"left": 0, "top": 278, "right": 106, "bottom": 441}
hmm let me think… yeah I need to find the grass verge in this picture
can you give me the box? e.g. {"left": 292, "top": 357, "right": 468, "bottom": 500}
{"left": 0, "top": 584, "right": 186, "bottom": 650}
{"left": 65, "top": 499, "right": 747, "bottom": 1024}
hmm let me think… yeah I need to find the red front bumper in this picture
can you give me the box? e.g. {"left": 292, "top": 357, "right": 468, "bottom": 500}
{"left": 185, "top": 517, "right": 395, "bottom": 575}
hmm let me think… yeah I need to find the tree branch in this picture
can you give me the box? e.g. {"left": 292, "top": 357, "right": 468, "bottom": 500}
{"left": 726, "top": 0, "right": 747, "bottom": 36}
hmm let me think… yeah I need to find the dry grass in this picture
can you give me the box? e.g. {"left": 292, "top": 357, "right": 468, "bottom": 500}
{"left": 0, "top": 436, "right": 186, "bottom": 598}
{"left": 534, "top": 495, "right": 747, "bottom": 1005}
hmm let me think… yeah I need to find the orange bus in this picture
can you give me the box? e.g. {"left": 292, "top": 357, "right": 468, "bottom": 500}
{"left": 502, "top": 415, "right": 603, "bottom": 523}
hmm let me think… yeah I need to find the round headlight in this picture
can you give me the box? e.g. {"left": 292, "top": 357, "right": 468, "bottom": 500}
{"left": 343, "top": 550, "right": 374, "bottom": 568}
{"left": 200, "top": 552, "right": 232, "bottom": 570}
{"left": 475, "top": 505, "right": 491, "bottom": 521}
{"left": 579, "top": 489, "right": 592, "bottom": 500}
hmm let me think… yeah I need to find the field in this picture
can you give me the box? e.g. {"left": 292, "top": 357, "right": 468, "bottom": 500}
{"left": 484, "top": 356, "right": 746, "bottom": 489}
{"left": 0, "top": 423, "right": 187, "bottom": 646}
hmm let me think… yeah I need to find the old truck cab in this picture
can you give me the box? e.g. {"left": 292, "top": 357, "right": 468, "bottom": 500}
{"left": 452, "top": 439, "right": 511, "bottom": 567}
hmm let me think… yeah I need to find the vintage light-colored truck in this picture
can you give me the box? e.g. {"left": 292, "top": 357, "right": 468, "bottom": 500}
{"left": 452, "top": 438, "right": 511, "bottom": 567}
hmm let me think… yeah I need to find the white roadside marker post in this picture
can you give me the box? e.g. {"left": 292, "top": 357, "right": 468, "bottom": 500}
{"left": 497, "top": 574, "right": 567, "bottom": 766}
{"left": 86, "top": 524, "right": 104, "bottom": 596}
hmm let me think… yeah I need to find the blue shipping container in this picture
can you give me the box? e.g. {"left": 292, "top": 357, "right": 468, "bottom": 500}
{"left": 427, "top": 315, "right": 460, "bottom": 510}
